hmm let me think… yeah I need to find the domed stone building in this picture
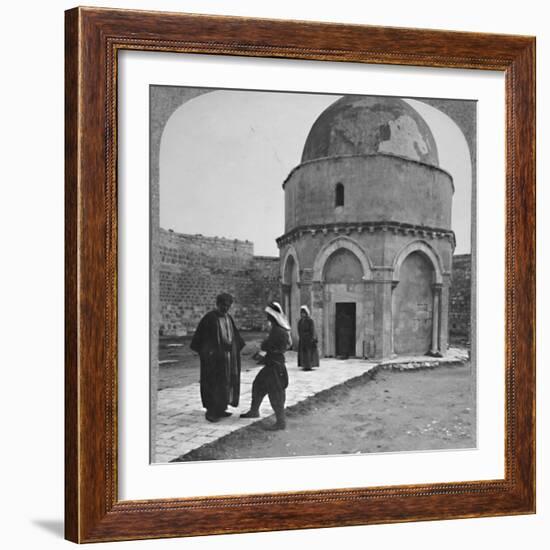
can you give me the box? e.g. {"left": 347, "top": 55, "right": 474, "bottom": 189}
{"left": 277, "top": 95, "right": 455, "bottom": 359}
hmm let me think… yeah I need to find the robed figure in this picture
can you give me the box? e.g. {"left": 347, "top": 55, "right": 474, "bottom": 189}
{"left": 297, "top": 305, "right": 320, "bottom": 371}
{"left": 190, "top": 293, "right": 245, "bottom": 423}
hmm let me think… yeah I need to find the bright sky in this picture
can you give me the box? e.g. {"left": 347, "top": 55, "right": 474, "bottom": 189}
{"left": 159, "top": 89, "right": 472, "bottom": 256}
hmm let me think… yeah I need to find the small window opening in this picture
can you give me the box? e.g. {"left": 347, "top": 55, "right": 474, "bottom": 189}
{"left": 335, "top": 183, "right": 344, "bottom": 207}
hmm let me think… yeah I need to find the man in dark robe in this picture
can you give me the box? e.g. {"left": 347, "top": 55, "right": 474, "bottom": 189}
{"left": 190, "top": 293, "right": 245, "bottom": 423}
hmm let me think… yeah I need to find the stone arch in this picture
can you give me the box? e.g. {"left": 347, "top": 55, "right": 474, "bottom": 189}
{"left": 409, "top": 99, "right": 473, "bottom": 359}
{"left": 392, "top": 240, "right": 446, "bottom": 356}
{"left": 152, "top": 87, "right": 214, "bottom": 204}
{"left": 150, "top": 87, "right": 217, "bottom": 430}
{"left": 393, "top": 251, "right": 435, "bottom": 355}
{"left": 406, "top": 98, "right": 473, "bottom": 257}
{"left": 312, "top": 238, "right": 371, "bottom": 358}
{"left": 414, "top": 98, "right": 475, "bottom": 182}
{"left": 280, "top": 246, "right": 300, "bottom": 340}
{"left": 392, "top": 240, "right": 443, "bottom": 285}
{"left": 313, "top": 237, "right": 372, "bottom": 282}
{"left": 323, "top": 248, "right": 364, "bottom": 283}
{"left": 280, "top": 245, "right": 301, "bottom": 284}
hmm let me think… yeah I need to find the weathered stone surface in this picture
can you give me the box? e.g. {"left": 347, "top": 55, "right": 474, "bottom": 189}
{"left": 158, "top": 229, "right": 280, "bottom": 335}
{"left": 301, "top": 95, "right": 439, "bottom": 166}
{"left": 283, "top": 156, "right": 453, "bottom": 233}
{"left": 449, "top": 254, "right": 472, "bottom": 345}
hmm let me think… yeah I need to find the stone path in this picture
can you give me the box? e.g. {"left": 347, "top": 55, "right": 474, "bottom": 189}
{"left": 154, "top": 348, "right": 469, "bottom": 463}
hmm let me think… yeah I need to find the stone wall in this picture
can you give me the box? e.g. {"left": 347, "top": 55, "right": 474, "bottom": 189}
{"left": 449, "top": 254, "right": 472, "bottom": 345}
{"left": 158, "top": 228, "right": 472, "bottom": 347}
{"left": 159, "top": 229, "right": 280, "bottom": 335}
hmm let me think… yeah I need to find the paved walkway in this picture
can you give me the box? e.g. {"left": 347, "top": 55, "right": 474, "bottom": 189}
{"left": 154, "top": 348, "right": 469, "bottom": 463}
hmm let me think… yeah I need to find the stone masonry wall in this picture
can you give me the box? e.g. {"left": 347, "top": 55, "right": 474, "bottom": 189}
{"left": 159, "top": 229, "right": 471, "bottom": 345}
{"left": 159, "top": 229, "right": 280, "bottom": 335}
{"left": 449, "top": 254, "right": 472, "bottom": 346}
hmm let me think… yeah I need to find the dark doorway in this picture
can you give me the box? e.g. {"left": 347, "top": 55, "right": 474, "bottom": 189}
{"left": 335, "top": 303, "right": 356, "bottom": 358}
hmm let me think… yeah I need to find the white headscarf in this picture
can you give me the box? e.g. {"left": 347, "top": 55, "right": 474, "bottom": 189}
{"left": 300, "top": 305, "right": 311, "bottom": 317}
{"left": 265, "top": 301, "right": 291, "bottom": 331}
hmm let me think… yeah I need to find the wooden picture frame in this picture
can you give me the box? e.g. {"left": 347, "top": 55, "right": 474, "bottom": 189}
{"left": 65, "top": 6, "right": 536, "bottom": 543}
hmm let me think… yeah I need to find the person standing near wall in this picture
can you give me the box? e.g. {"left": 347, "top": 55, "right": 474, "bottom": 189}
{"left": 297, "top": 305, "right": 319, "bottom": 371}
{"left": 240, "top": 302, "right": 292, "bottom": 430}
{"left": 190, "top": 293, "right": 245, "bottom": 423}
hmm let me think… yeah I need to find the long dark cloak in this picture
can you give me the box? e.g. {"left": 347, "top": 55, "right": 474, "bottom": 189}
{"left": 297, "top": 316, "right": 320, "bottom": 368}
{"left": 190, "top": 310, "right": 245, "bottom": 412}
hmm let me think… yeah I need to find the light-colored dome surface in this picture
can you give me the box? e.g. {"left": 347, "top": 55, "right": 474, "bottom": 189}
{"left": 302, "top": 96, "right": 439, "bottom": 166}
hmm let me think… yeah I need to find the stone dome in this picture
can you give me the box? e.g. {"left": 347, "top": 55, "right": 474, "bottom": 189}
{"left": 301, "top": 95, "right": 439, "bottom": 167}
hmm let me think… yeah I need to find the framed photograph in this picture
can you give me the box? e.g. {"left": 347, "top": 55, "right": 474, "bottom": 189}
{"left": 65, "top": 7, "right": 535, "bottom": 543}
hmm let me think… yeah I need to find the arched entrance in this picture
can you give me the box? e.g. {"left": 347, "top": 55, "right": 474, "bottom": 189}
{"left": 323, "top": 247, "right": 365, "bottom": 358}
{"left": 282, "top": 253, "right": 300, "bottom": 343}
{"left": 393, "top": 251, "right": 435, "bottom": 355}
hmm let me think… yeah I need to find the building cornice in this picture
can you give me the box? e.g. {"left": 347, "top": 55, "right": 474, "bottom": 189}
{"left": 276, "top": 221, "right": 456, "bottom": 249}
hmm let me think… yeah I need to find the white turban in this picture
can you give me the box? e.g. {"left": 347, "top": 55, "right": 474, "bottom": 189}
{"left": 265, "top": 301, "right": 291, "bottom": 331}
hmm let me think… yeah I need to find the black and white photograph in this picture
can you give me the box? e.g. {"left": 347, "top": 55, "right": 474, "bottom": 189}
{"left": 150, "top": 86, "right": 476, "bottom": 464}
{"left": 3, "top": 0, "right": 544, "bottom": 548}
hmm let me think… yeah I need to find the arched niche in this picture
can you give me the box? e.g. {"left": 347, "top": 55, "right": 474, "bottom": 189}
{"left": 312, "top": 238, "right": 371, "bottom": 358}
{"left": 393, "top": 251, "right": 435, "bottom": 355}
{"left": 281, "top": 247, "right": 300, "bottom": 338}
{"left": 392, "top": 240, "right": 443, "bottom": 285}
{"left": 312, "top": 237, "right": 372, "bottom": 283}
{"left": 280, "top": 245, "right": 301, "bottom": 284}
{"left": 392, "top": 241, "right": 446, "bottom": 356}
{"left": 323, "top": 248, "right": 364, "bottom": 283}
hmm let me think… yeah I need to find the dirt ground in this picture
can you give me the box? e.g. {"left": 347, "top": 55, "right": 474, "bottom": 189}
{"left": 158, "top": 332, "right": 265, "bottom": 389}
{"left": 174, "top": 363, "right": 475, "bottom": 461}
